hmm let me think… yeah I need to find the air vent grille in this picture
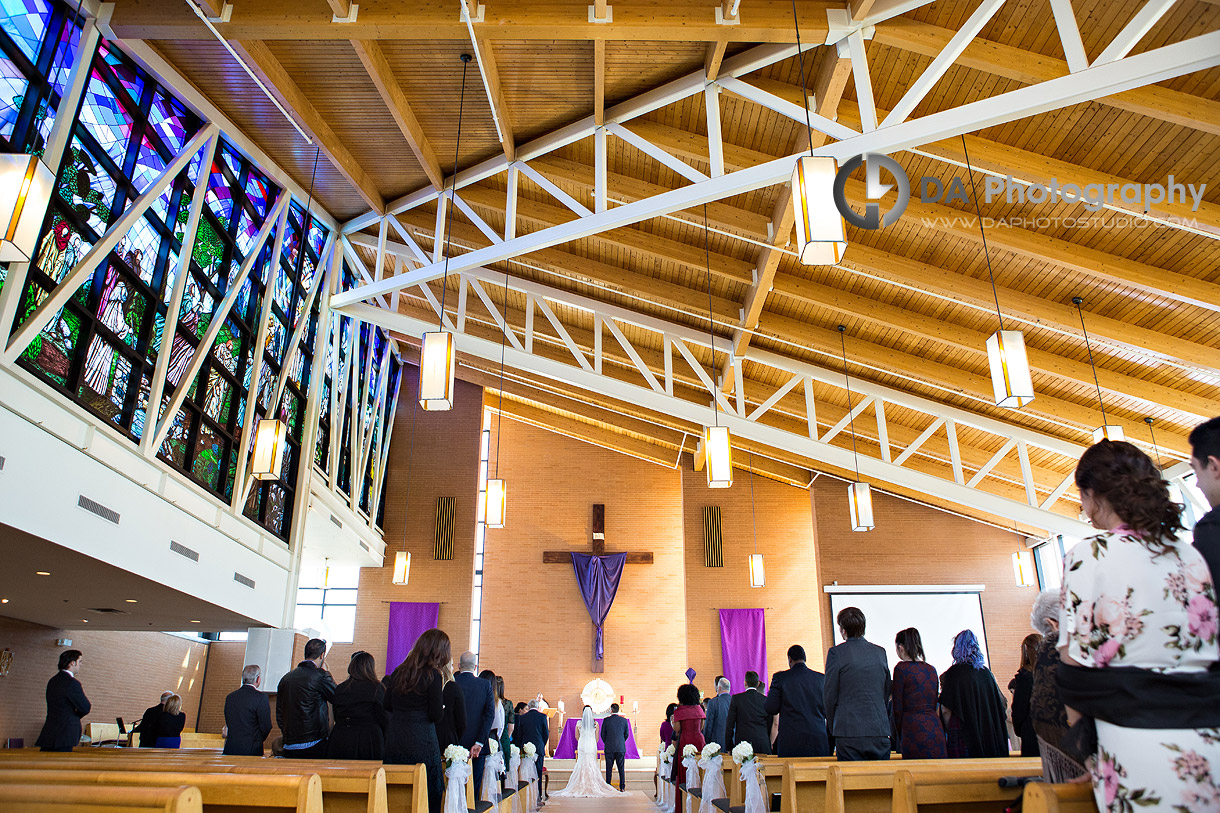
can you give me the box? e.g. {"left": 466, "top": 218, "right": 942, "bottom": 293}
{"left": 0, "top": 455, "right": 6, "bottom": 470}
{"left": 77, "top": 495, "right": 120, "bottom": 524}
{"left": 85, "top": 607, "right": 129, "bottom": 615}
{"left": 233, "top": 572, "right": 255, "bottom": 589}
{"left": 329, "top": 514, "right": 343, "bottom": 529}
{"left": 169, "top": 540, "right": 199, "bottom": 562}
{"left": 359, "top": 541, "right": 370, "bottom": 552}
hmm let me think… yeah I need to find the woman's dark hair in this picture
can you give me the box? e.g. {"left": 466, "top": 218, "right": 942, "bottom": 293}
{"left": 390, "top": 628, "right": 451, "bottom": 694}
{"left": 895, "top": 628, "right": 925, "bottom": 661}
{"left": 1075, "top": 440, "right": 1184, "bottom": 544}
{"left": 677, "top": 683, "right": 700, "bottom": 706}
{"left": 347, "top": 651, "right": 378, "bottom": 684}
{"left": 496, "top": 676, "right": 506, "bottom": 703}
{"left": 665, "top": 702, "right": 678, "bottom": 721}
{"left": 478, "top": 668, "right": 496, "bottom": 693}
{"left": 514, "top": 701, "right": 527, "bottom": 714}
{"left": 1019, "top": 633, "right": 1042, "bottom": 673}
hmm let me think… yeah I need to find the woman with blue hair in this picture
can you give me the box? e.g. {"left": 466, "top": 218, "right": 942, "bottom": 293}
{"left": 938, "top": 630, "right": 1009, "bottom": 758}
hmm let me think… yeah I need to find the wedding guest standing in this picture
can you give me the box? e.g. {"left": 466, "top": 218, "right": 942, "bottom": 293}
{"left": 939, "top": 630, "right": 1008, "bottom": 758}
{"left": 660, "top": 703, "right": 677, "bottom": 747}
{"left": 824, "top": 608, "right": 892, "bottom": 761}
{"left": 456, "top": 653, "right": 495, "bottom": 798}
{"left": 36, "top": 649, "right": 90, "bottom": 752}
{"left": 892, "top": 628, "right": 946, "bottom": 759}
{"left": 1058, "top": 440, "right": 1220, "bottom": 811}
{"left": 671, "top": 684, "right": 706, "bottom": 813}
{"left": 328, "top": 651, "right": 387, "bottom": 760}
{"left": 510, "top": 701, "right": 527, "bottom": 748}
{"left": 601, "top": 703, "right": 630, "bottom": 791}
{"left": 1008, "top": 634, "right": 1042, "bottom": 757}
{"left": 385, "top": 629, "right": 449, "bottom": 813}
{"left": 436, "top": 660, "right": 466, "bottom": 753}
{"left": 726, "top": 670, "right": 773, "bottom": 755}
{"left": 277, "top": 638, "right": 336, "bottom": 758}
{"left": 135, "top": 691, "right": 172, "bottom": 748}
{"left": 154, "top": 694, "right": 186, "bottom": 748}
{"left": 222, "top": 665, "right": 271, "bottom": 756}
{"left": 495, "top": 677, "right": 514, "bottom": 757}
{"left": 703, "top": 677, "right": 731, "bottom": 748}
{"left": 515, "top": 700, "right": 550, "bottom": 792}
{"left": 1189, "top": 417, "right": 1220, "bottom": 586}
{"left": 766, "top": 644, "right": 830, "bottom": 757}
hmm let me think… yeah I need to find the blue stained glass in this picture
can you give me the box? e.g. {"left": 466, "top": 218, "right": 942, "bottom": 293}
{"left": 0, "top": 57, "right": 28, "bottom": 139}
{"left": 235, "top": 208, "right": 256, "bottom": 257}
{"left": 220, "top": 145, "right": 241, "bottom": 179}
{"left": 235, "top": 275, "right": 252, "bottom": 321}
{"left": 266, "top": 314, "right": 286, "bottom": 360}
{"left": 117, "top": 214, "right": 161, "bottom": 286}
{"left": 59, "top": 139, "right": 117, "bottom": 233}
{"left": 0, "top": 0, "right": 50, "bottom": 64}
{"left": 47, "top": 17, "right": 79, "bottom": 98}
{"left": 131, "top": 136, "right": 166, "bottom": 195}
{"left": 149, "top": 92, "right": 190, "bottom": 153}
{"left": 79, "top": 66, "right": 132, "bottom": 167}
{"left": 280, "top": 215, "right": 299, "bottom": 271}
{"left": 307, "top": 220, "right": 325, "bottom": 259}
{"left": 131, "top": 375, "right": 150, "bottom": 439}
{"left": 245, "top": 172, "right": 269, "bottom": 219}
{"left": 99, "top": 42, "right": 144, "bottom": 107}
{"left": 187, "top": 147, "right": 203, "bottom": 185}
{"left": 206, "top": 163, "right": 233, "bottom": 226}
{"left": 273, "top": 262, "right": 292, "bottom": 312}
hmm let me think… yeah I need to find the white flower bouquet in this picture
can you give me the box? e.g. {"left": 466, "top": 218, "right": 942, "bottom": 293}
{"left": 523, "top": 742, "right": 537, "bottom": 758}
{"left": 683, "top": 744, "right": 698, "bottom": 758}
{"left": 488, "top": 739, "right": 499, "bottom": 755}
{"left": 664, "top": 743, "right": 676, "bottom": 762}
{"left": 510, "top": 744, "right": 521, "bottom": 759}
{"left": 730, "top": 741, "right": 755, "bottom": 765}
{"left": 700, "top": 742, "right": 721, "bottom": 760}
{"left": 443, "top": 744, "right": 471, "bottom": 767}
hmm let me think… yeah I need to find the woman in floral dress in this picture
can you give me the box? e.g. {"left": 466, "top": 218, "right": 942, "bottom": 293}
{"left": 1060, "top": 440, "right": 1220, "bottom": 812}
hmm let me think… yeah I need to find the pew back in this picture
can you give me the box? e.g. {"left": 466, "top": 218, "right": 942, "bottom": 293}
{"left": 1021, "top": 782, "right": 1098, "bottom": 813}
{"left": 0, "top": 783, "right": 203, "bottom": 813}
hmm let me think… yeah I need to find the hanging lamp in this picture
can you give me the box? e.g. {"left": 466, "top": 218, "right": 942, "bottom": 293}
{"left": 0, "top": 155, "right": 54, "bottom": 262}
{"left": 484, "top": 270, "right": 510, "bottom": 528}
{"left": 961, "top": 136, "right": 1034, "bottom": 408}
{"left": 420, "top": 54, "right": 473, "bottom": 411}
{"left": 1073, "top": 297, "right": 1123, "bottom": 442}
{"left": 788, "top": 0, "right": 845, "bottom": 265}
{"left": 747, "top": 453, "right": 764, "bottom": 587}
{"left": 700, "top": 204, "right": 732, "bottom": 487}
{"left": 1011, "top": 550, "right": 1035, "bottom": 587}
{"left": 1144, "top": 417, "right": 1183, "bottom": 506}
{"left": 838, "top": 326, "right": 874, "bottom": 531}
{"left": 392, "top": 551, "right": 411, "bottom": 585}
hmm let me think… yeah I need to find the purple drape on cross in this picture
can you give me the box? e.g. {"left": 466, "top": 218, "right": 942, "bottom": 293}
{"left": 386, "top": 601, "right": 440, "bottom": 675}
{"left": 570, "top": 552, "right": 627, "bottom": 661}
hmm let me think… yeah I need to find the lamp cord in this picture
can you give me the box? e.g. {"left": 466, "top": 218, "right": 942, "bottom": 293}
{"left": 438, "top": 55, "right": 471, "bottom": 328}
{"left": 748, "top": 451, "right": 758, "bottom": 554}
{"left": 705, "top": 203, "right": 719, "bottom": 427}
{"left": 839, "top": 326, "right": 862, "bottom": 483}
{"left": 960, "top": 135, "right": 1004, "bottom": 331}
{"left": 1146, "top": 418, "right": 1163, "bottom": 469}
{"left": 1074, "top": 297, "right": 1108, "bottom": 427}
{"left": 401, "top": 372, "right": 419, "bottom": 554}
{"left": 790, "top": 0, "right": 815, "bottom": 156}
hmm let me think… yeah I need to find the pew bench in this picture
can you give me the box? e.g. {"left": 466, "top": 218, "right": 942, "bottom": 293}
{"left": 1, "top": 782, "right": 203, "bottom": 813}
{"left": 888, "top": 764, "right": 1043, "bottom": 813}
{"left": 1022, "top": 782, "right": 1098, "bottom": 813}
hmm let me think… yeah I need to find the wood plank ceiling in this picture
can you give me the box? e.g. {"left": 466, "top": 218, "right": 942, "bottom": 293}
{"left": 108, "top": 0, "right": 1220, "bottom": 533}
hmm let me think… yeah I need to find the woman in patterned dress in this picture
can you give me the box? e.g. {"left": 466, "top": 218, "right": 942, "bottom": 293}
{"left": 1060, "top": 440, "right": 1220, "bottom": 812}
{"left": 893, "top": 627, "right": 947, "bottom": 759}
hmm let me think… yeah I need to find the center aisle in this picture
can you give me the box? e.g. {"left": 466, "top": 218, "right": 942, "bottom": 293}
{"left": 542, "top": 790, "right": 658, "bottom": 810}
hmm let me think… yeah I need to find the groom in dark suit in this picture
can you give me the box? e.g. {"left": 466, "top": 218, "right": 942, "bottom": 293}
{"left": 765, "top": 644, "right": 830, "bottom": 757}
{"left": 36, "top": 649, "right": 90, "bottom": 752}
{"left": 515, "top": 700, "right": 550, "bottom": 798}
{"left": 726, "top": 670, "right": 773, "bottom": 755}
{"left": 600, "top": 703, "right": 630, "bottom": 791}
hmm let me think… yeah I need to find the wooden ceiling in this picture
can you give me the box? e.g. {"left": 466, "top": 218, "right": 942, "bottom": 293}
{"left": 105, "top": 0, "right": 1220, "bottom": 532}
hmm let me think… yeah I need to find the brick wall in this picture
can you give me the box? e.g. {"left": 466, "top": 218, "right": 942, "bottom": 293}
{"left": 195, "top": 641, "right": 245, "bottom": 735}
{"left": 811, "top": 477, "right": 1035, "bottom": 701}
{"left": 0, "top": 616, "right": 209, "bottom": 745}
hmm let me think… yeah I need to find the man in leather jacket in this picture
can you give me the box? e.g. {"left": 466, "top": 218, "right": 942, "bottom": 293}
{"left": 276, "top": 638, "right": 336, "bottom": 758}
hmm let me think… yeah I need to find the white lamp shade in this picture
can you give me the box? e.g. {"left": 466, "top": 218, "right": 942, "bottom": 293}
{"left": 485, "top": 478, "right": 506, "bottom": 528}
{"left": 848, "top": 481, "right": 874, "bottom": 531}
{"left": 1092, "top": 424, "right": 1125, "bottom": 443}
{"left": 0, "top": 154, "right": 54, "bottom": 263}
{"left": 748, "top": 553, "right": 765, "bottom": 588}
{"left": 791, "top": 156, "right": 847, "bottom": 265}
{"left": 392, "top": 551, "right": 411, "bottom": 585}
{"left": 704, "top": 424, "right": 733, "bottom": 488}
{"left": 251, "top": 418, "right": 287, "bottom": 481}
{"left": 419, "top": 331, "right": 456, "bottom": 411}
{"left": 986, "top": 329, "right": 1034, "bottom": 408}
{"left": 1012, "top": 550, "right": 1036, "bottom": 587}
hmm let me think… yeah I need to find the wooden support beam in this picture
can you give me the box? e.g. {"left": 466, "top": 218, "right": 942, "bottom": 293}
{"left": 705, "top": 41, "right": 729, "bottom": 81}
{"left": 351, "top": 40, "right": 444, "bottom": 190}
{"left": 594, "top": 39, "right": 606, "bottom": 125}
{"left": 230, "top": 40, "right": 384, "bottom": 213}
{"left": 326, "top": 0, "right": 355, "bottom": 19}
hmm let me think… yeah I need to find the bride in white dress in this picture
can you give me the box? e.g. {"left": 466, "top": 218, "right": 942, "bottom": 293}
{"left": 550, "top": 706, "right": 621, "bottom": 798}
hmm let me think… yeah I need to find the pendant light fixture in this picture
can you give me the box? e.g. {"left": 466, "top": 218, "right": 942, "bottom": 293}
{"left": 1144, "top": 417, "right": 1184, "bottom": 506}
{"left": 701, "top": 204, "right": 732, "bottom": 488}
{"left": 484, "top": 272, "right": 510, "bottom": 528}
{"left": 1073, "top": 296, "right": 1123, "bottom": 443}
{"left": 747, "top": 453, "right": 764, "bottom": 588}
{"left": 1011, "top": 550, "right": 1036, "bottom": 587}
{"left": 962, "top": 136, "right": 1034, "bottom": 408}
{"left": 789, "top": 0, "right": 846, "bottom": 265}
{"left": 420, "top": 54, "right": 473, "bottom": 411}
{"left": 392, "top": 551, "right": 411, "bottom": 585}
{"left": 838, "top": 325, "right": 874, "bottom": 531}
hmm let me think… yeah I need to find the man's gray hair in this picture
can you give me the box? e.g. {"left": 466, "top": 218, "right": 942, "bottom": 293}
{"left": 716, "top": 678, "right": 731, "bottom": 693}
{"left": 241, "top": 664, "right": 262, "bottom": 685}
{"left": 459, "top": 651, "right": 478, "bottom": 671}
{"left": 526, "top": 699, "right": 540, "bottom": 710}
{"left": 1030, "top": 589, "right": 1063, "bottom": 638}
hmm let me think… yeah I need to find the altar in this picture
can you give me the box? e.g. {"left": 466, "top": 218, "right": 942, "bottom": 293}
{"left": 553, "top": 716, "right": 641, "bottom": 759}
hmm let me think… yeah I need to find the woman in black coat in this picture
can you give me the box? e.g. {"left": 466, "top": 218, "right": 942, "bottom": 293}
{"left": 155, "top": 694, "right": 187, "bottom": 748}
{"left": 385, "top": 629, "right": 450, "bottom": 813}
{"left": 328, "top": 651, "right": 387, "bottom": 760}
{"left": 1007, "top": 633, "right": 1042, "bottom": 757}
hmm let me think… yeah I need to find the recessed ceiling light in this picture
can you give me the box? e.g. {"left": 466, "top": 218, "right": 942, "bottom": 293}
{"left": 82, "top": 619, "right": 88, "bottom": 623}
{"left": 189, "top": 620, "right": 200, "bottom": 623}
{"left": 1, "top": 598, "right": 8, "bottom": 603}
{"left": 125, "top": 599, "right": 138, "bottom": 603}
{"left": 35, "top": 571, "right": 50, "bottom": 576}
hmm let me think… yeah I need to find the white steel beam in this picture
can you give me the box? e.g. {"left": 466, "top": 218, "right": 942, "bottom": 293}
{"left": 715, "top": 76, "right": 857, "bottom": 141}
{"left": 845, "top": 29, "right": 878, "bottom": 131}
{"left": 1048, "top": 0, "right": 1089, "bottom": 73}
{"left": 516, "top": 162, "right": 592, "bottom": 218}
{"left": 1093, "top": 0, "right": 1179, "bottom": 66}
{"left": 704, "top": 85, "right": 725, "bottom": 178}
{"left": 607, "top": 121, "right": 708, "bottom": 183}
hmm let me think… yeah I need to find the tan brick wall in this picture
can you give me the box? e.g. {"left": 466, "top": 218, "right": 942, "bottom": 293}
{"left": 195, "top": 641, "right": 245, "bottom": 735}
{"left": 0, "top": 616, "right": 209, "bottom": 745}
{"left": 811, "top": 477, "right": 1036, "bottom": 703}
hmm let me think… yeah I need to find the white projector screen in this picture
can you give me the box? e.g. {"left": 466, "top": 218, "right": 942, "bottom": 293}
{"left": 826, "top": 586, "right": 989, "bottom": 679}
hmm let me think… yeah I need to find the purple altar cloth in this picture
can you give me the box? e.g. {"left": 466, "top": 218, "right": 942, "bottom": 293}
{"left": 552, "top": 717, "right": 640, "bottom": 759}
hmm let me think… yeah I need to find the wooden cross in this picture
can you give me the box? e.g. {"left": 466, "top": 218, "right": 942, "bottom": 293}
{"left": 544, "top": 504, "right": 654, "bottom": 672}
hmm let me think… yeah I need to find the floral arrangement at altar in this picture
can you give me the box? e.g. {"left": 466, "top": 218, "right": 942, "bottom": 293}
{"left": 443, "top": 744, "right": 471, "bottom": 767}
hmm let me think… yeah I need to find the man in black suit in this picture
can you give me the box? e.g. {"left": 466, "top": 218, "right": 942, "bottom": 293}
{"left": 36, "top": 649, "right": 90, "bottom": 752}
{"left": 455, "top": 651, "right": 495, "bottom": 798}
{"left": 824, "top": 607, "right": 892, "bottom": 761}
{"left": 725, "top": 670, "right": 773, "bottom": 755}
{"left": 600, "top": 703, "right": 630, "bottom": 791}
{"left": 223, "top": 664, "right": 272, "bottom": 756}
{"left": 134, "top": 691, "right": 172, "bottom": 748}
{"left": 703, "top": 677, "right": 731, "bottom": 748}
{"left": 514, "top": 700, "right": 550, "bottom": 797}
{"left": 764, "top": 644, "right": 830, "bottom": 757}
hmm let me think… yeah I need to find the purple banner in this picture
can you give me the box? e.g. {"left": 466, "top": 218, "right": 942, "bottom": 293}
{"left": 386, "top": 601, "right": 440, "bottom": 675}
{"left": 571, "top": 552, "right": 626, "bottom": 661}
{"left": 719, "top": 608, "right": 767, "bottom": 697}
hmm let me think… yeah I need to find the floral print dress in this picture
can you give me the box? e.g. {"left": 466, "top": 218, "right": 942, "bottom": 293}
{"left": 1059, "top": 528, "right": 1220, "bottom": 812}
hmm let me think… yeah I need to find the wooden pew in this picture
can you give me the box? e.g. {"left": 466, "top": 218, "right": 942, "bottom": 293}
{"left": 887, "top": 764, "right": 1042, "bottom": 813}
{"left": 0, "top": 769, "right": 323, "bottom": 813}
{"left": 1, "top": 783, "right": 203, "bottom": 813}
{"left": 1022, "top": 782, "right": 1098, "bottom": 813}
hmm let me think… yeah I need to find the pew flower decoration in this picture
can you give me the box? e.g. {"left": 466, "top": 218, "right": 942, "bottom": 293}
{"left": 488, "top": 739, "right": 499, "bottom": 755}
{"left": 731, "top": 742, "right": 755, "bottom": 765}
{"left": 665, "top": 744, "right": 676, "bottom": 762}
{"left": 523, "top": 742, "right": 537, "bottom": 758}
{"left": 510, "top": 744, "right": 521, "bottom": 759}
{"left": 683, "top": 744, "right": 698, "bottom": 758}
{"left": 701, "top": 742, "right": 721, "bottom": 760}
{"left": 443, "top": 744, "right": 471, "bottom": 767}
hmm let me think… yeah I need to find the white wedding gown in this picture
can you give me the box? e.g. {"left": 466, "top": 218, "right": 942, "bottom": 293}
{"left": 550, "top": 709, "right": 621, "bottom": 798}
